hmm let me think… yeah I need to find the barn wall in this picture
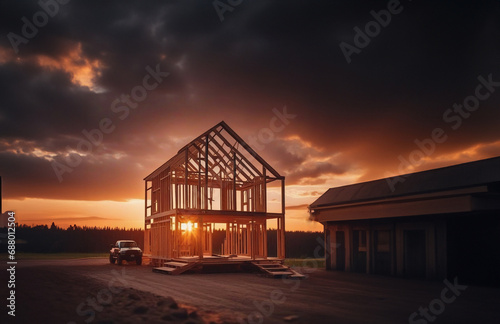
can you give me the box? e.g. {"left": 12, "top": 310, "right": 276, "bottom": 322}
{"left": 325, "top": 216, "right": 447, "bottom": 280}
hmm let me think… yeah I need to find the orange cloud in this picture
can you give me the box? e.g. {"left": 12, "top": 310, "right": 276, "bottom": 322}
{"left": 36, "top": 42, "right": 103, "bottom": 91}
{"left": 382, "top": 140, "right": 500, "bottom": 178}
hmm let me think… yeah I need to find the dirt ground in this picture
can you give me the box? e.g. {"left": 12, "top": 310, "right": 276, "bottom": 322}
{"left": 2, "top": 263, "right": 211, "bottom": 324}
{"left": 2, "top": 258, "right": 500, "bottom": 324}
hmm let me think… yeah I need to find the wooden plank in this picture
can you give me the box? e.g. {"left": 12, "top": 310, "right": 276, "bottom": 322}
{"left": 172, "top": 261, "right": 200, "bottom": 275}
{"left": 263, "top": 168, "right": 267, "bottom": 213}
{"left": 206, "top": 137, "right": 238, "bottom": 179}
{"left": 205, "top": 135, "right": 209, "bottom": 210}
{"left": 217, "top": 121, "right": 282, "bottom": 178}
{"left": 267, "top": 271, "right": 294, "bottom": 276}
{"left": 164, "top": 262, "right": 190, "bottom": 268}
{"left": 233, "top": 153, "right": 237, "bottom": 211}
{"left": 259, "top": 264, "right": 284, "bottom": 268}
{"left": 212, "top": 129, "right": 260, "bottom": 179}
{"left": 184, "top": 148, "right": 189, "bottom": 209}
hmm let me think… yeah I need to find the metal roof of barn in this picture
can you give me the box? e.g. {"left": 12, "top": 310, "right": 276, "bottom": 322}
{"left": 310, "top": 156, "right": 500, "bottom": 208}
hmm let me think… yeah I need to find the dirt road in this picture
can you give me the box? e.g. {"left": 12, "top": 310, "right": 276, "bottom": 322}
{"left": 4, "top": 258, "right": 500, "bottom": 323}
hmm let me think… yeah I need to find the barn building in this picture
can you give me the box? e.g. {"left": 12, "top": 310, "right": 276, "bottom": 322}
{"left": 143, "top": 122, "right": 300, "bottom": 276}
{"left": 309, "top": 156, "right": 500, "bottom": 286}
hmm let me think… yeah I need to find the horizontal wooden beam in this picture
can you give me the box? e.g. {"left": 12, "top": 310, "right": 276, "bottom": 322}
{"left": 174, "top": 208, "right": 283, "bottom": 218}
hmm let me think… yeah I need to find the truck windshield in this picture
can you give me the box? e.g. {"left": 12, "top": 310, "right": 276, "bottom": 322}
{"left": 120, "top": 242, "right": 137, "bottom": 248}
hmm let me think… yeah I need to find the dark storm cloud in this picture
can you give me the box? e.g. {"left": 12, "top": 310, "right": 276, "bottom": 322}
{"left": 1, "top": 0, "right": 500, "bottom": 200}
{"left": 253, "top": 137, "right": 348, "bottom": 185}
{"left": 0, "top": 60, "right": 107, "bottom": 139}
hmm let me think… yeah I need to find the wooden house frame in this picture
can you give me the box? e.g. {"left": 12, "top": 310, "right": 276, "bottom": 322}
{"left": 144, "top": 121, "right": 285, "bottom": 266}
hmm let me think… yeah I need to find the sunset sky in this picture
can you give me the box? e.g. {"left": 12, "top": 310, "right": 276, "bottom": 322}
{"left": 1, "top": 0, "right": 500, "bottom": 231}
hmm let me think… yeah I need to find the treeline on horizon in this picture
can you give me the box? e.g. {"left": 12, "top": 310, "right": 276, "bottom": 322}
{"left": 4, "top": 224, "right": 324, "bottom": 258}
{"left": 9, "top": 223, "right": 144, "bottom": 253}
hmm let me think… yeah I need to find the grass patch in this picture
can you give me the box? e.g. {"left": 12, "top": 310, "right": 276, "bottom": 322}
{"left": 1, "top": 252, "right": 107, "bottom": 261}
{"left": 285, "top": 258, "right": 325, "bottom": 268}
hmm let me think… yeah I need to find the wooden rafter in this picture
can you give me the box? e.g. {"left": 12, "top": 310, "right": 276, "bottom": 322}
{"left": 206, "top": 133, "right": 253, "bottom": 182}
{"left": 212, "top": 129, "right": 263, "bottom": 178}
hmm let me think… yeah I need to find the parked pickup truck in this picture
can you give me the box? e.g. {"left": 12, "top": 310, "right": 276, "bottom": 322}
{"left": 109, "top": 240, "right": 142, "bottom": 265}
